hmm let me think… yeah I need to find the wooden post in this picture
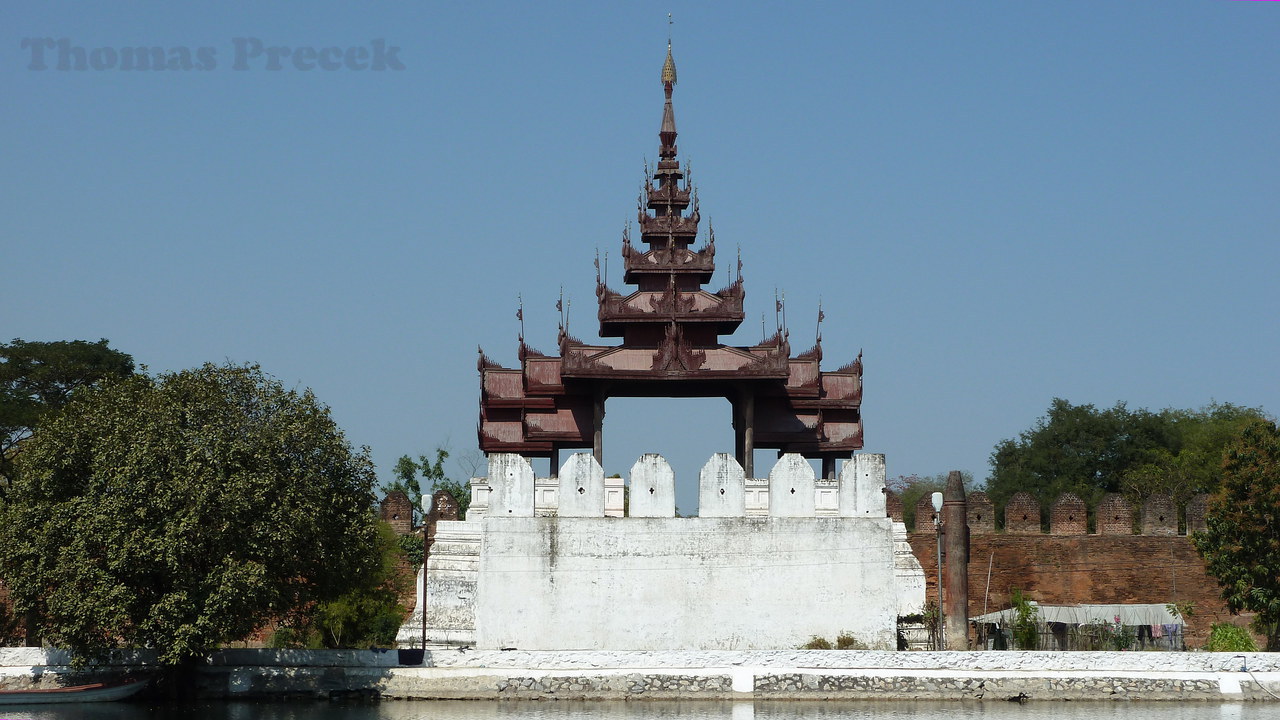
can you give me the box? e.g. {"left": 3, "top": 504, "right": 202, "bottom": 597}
{"left": 732, "top": 397, "right": 744, "bottom": 465}
{"left": 592, "top": 391, "right": 605, "bottom": 465}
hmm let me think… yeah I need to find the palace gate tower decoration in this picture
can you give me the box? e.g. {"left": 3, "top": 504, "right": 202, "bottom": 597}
{"left": 478, "top": 42, "right": 863, "bottom": 479}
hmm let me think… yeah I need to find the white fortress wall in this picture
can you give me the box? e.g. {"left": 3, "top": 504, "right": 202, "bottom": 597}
{"left": 401, "top": 451, "right": 917, "bottom": 650}
{"left": 475, "top": 515, "right": 898, "bottom": 650}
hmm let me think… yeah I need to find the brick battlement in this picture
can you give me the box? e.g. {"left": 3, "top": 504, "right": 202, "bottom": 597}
{"left": 894, "top": 491, "right": 1211, "bottom": 537}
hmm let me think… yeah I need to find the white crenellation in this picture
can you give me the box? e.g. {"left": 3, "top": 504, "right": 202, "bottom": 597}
{"left": 698, "top": 453, "right": 746, "bottom": 517}
{"left": 470, "top": 452, "right": 895, "bottom": 520}
{"left": 628, "top": 454, "right": 676, "bottom": 518}
{"left": 768, "top": 453, "right": 815, "bottom": 517}
{"left": 557, "top": 452, "right": 606, "bottom": 517}
{"left": 840, "top": 452, "right": 887, "bottom": 517}
{"left": 486, "top": 453, "right": 534, "bottom": 517}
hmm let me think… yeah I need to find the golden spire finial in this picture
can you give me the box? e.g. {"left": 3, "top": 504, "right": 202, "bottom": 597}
{"left": 661, "top": 14, "right": 677, "bottom": 86}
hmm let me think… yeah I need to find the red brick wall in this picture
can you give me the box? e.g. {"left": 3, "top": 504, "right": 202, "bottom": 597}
{"left": 1049, "top": 493, "right": 1087, "bottom": 535}
{"left": 1004, "top": 492, "right": 1040, "bottom": 534}
{"left": 1097, "top": 494, "right": 1134, "bottom": 535}
{"left": 907, "top": 533, "right": 1238, "bottom": 647}
{"left": 1186, "top": 494, "right": 1209, "bottom": 534}
{"left": 1142, "top": 495, "right": 1178, "bottom": 536}
{"left": 886, "top": 491, "right": 903, "bottom": 523}
{"left": 380, "top": 491, "right": 414, "bottom": 535}
{"left": 914, "top": 495, "right": 939, "bottom": 533}
{"left": 966, "top": 492, "right": 995, "bottom": 534}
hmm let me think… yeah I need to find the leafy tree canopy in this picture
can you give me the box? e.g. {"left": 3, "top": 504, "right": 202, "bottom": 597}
{"left": 987, "top": 398, "right": 1268, "bottom": 510}
{"left": 0, "top": 338, "right": 134, "bottom": 487}
{"left": 386, "top": 447, "right": 470, "bottom": 522}
{"left": 0, "top": 362, "right": 382, "bottom": 664}
{"left": 888, "top": 471, "right": 976, "bottom": 528}
{"left": 272, "top": 522, "right": 411, "bottom": 649}
{"left": 1192, "top": 419, "right": 1280, "bottom": 651}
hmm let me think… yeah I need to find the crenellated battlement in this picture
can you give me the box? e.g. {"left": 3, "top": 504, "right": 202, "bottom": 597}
{"left": 468, "top": 451, "right": 888, "bottom": 520}
{"left": 891, "top": 489, "right": 1212, "bottom": 536}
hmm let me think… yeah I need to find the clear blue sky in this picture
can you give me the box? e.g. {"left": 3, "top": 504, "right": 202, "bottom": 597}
{"left": 4, "top": 2, "right": 1277, "bottom": 514}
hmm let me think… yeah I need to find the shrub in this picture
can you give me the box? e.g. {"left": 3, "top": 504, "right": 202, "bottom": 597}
{"left": 1010, "top": 588, "right": 1039, "bottom": 650}
{"left": 1203, "top": 623, "right": 1258, "bottom": 652}
{"left": 835, "top": 632, "right": 867, "bottom": 650}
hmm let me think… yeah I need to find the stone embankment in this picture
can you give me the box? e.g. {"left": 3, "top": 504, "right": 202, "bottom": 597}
{"left": 1, "top": 648, "right": 1277, "bottom": 701}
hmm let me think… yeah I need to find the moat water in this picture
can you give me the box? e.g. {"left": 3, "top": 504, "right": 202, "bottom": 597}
{"left": 0, "top": 700, "right": 1273, "bottom": 720}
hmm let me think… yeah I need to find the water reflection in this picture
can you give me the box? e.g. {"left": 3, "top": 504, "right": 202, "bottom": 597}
{"left": 0, "top": 700, "right": 1267, "bottom": 720}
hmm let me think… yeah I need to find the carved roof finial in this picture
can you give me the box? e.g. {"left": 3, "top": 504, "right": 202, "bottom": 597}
{"left": 516, "top": 294, "right": 524, "bottom": 343}
{"left": 659, "top": 32, "right": 678, "bottom": 158}
{"left": 662, "top": 15, "right": 677, "bottom": 87}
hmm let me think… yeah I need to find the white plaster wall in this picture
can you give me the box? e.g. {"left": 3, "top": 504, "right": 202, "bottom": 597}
{"left": 628, "top": 454, "right": 676, "bottom": 518}
{"left": 892, "top": 520, "right": 927, "bottom": 616}
{"left": 768, "top": 454, "right": 815, "bottom": 517}
{"left": 557, "top": 453, "right": 605, "bottom": 517}
{"left": 698, "top": 453, "right": 746, "bottom": 517}
{"left": 474, "top": 516, "right": 898, "bottom": 651}
{"left": 396, "top": 520, "right": 481, "bottom": 646}
{"left": 486, "top": 454, "right": 534, "bottom": 517}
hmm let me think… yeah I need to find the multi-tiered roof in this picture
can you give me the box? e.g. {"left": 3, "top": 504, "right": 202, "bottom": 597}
{"left": 478, "top": 42, "right": 862, "bottom": 477}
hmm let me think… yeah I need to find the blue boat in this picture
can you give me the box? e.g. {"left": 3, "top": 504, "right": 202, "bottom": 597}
{"left": 0, "top": 678, "right": 150, "bottom": 705}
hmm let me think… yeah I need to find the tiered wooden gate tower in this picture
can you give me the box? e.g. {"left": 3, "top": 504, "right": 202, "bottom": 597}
{"left": 478, "top": 42, "right": 864, "bottom": 479}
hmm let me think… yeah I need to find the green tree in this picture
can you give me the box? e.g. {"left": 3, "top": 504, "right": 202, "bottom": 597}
{"left": 988, "top": 399, "right": 1268, "bottom": 513}
{"left": 0, "top": 363, "right": 381, "bottom": 665}
{"left": 1009, "top": 588, "right": 1039, "bottom": 650}
{"left": 1121, "top": 402, "right": 1269, "bottom": 507}
{"left": 0, "top": 338, "right": 134, "bottom": 488}
{"left": 988, "top": 399, "right": 1173, "bottom": 510}
{"left": 889, "top": 471, "right": 974, "bottom": 528}
{"left": 1192, "top": 419, "right": 1280, "bottom": 651}
{"left": 389, "top": 447, "right": 471, "bottom": 521}
{"left": 386, "top": 454, "right": 424, "bottom": 524}
{"left": 272, "top": 522, "right": 411, "bottom": 649}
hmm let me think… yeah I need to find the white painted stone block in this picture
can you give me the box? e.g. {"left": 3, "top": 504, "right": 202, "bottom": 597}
{"left": 467, "top": 477, "right": 490, "bottom": 519}
{"left": 486, "top": 454, "right": 534, "bottom": 517}
{"left": 815, "top": 478, "right": 839, "bottom": 516}
{"left": 699, "top": 453, "right": 746, "bottom": 517}
{"left": 534, "top": 477, "right": 558, "bottom": 516}
{"left": 605, "top": 473, "right": 625, "bottom": 518}
{"left": 840, "top": 453, "right": 887, "bottom": 517}
{"left": 557, "top": 453, "right": 605, "bottom": 517}
{"left": 744, "top": 477, "right": 769, "bottom": 516}
{"left": 629, "top": 454, "right": 676, "bottom": 518}
{"left": 768, "top": 454, "right": 815, "bottom": 517}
